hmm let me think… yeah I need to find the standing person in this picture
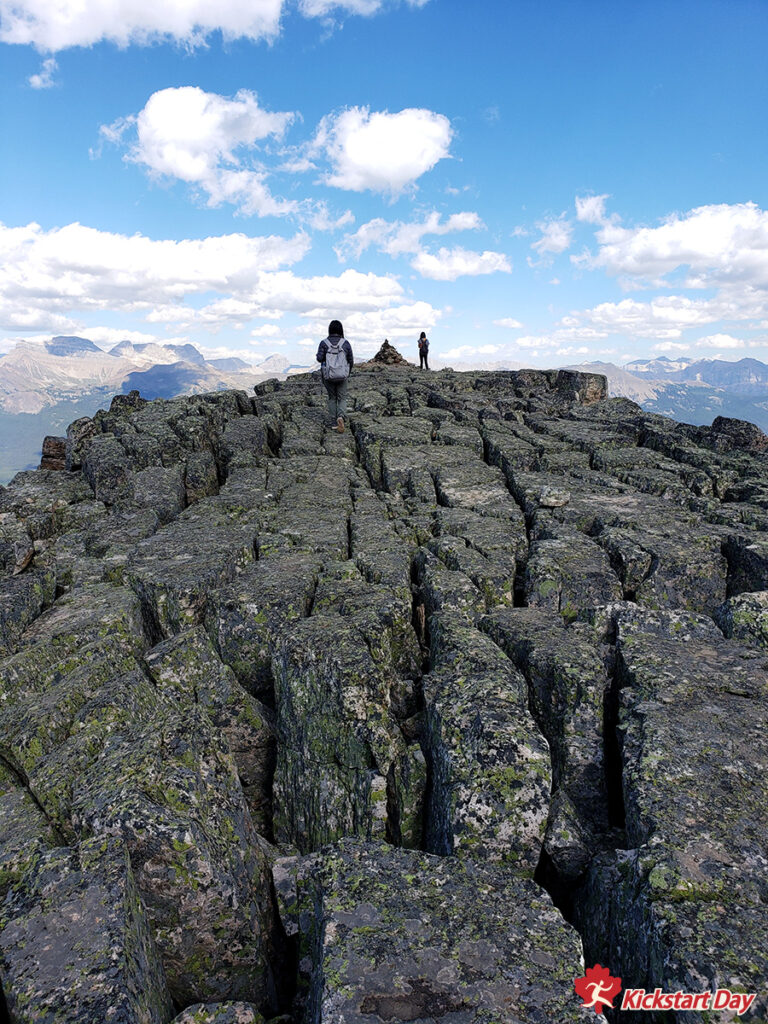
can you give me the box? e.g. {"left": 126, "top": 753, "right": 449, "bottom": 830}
{"left": 316, "top": 319, "right": 354, "bottom": 432}
{"left": 418, "top": 331, "right": 430, "bottom": 370}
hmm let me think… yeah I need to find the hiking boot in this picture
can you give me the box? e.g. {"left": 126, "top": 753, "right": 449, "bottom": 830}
{"left": 336, "top": 416, "right": 345, "bottom": 433}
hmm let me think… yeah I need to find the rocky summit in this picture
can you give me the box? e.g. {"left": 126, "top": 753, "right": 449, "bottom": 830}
{"left": 1, "top": 354, "right": 767, "bottom": 1024}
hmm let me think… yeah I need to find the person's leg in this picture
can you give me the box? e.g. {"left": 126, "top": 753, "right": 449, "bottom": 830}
{"left": 336, "top": 378, "right": 348, "bottom": 430}
{"left": 425, "top": 353, "right": 429, "bottom": 370}
{"left": 419, "top": 353, "right": 425, "bottom": 369}
{"left": 324, "top": 378, "right": 336, "bottom": 424}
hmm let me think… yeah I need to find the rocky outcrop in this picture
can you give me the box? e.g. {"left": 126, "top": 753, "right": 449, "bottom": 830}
{"left": 39, "top": 435, "right": 66, "bottom": 471}
{"left": 1, "top": 358, "right": 767, "bottom": 1021}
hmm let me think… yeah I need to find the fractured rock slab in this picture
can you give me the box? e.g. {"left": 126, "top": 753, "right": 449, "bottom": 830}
{"left": 127, "top": 498, "right": 259, "bottom": 637}
{"left": 0, "top": 836, "right": 174, "bottom": 1024}
{"left": 295, "top": 839, "right": 593, "bottom": 1024}
{"left": 71, "top": 704, "right": 281, "bottom": 1009}
{"left": 422, "top": 611, "right": 550, "bottom": 870}
{"left": 574, "top": 607, "right": 768, "bottom": 1019}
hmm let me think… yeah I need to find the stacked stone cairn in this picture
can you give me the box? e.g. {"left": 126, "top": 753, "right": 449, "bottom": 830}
{"left": 0, "top": 348, "right": 767, "bottom": 1022}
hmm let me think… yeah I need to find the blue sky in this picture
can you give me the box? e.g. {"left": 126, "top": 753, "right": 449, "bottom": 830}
{"left": 1, "top": 0, "right": 767, "bottom": 367}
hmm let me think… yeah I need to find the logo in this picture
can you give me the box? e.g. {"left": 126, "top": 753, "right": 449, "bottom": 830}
{"left": 574, "top": 965, "right": 758, "bottom": 1017}
{"left": 574, "top": 964, "right": 622, "bottom": 1014}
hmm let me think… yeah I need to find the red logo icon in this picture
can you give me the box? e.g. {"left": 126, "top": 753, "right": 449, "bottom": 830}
{"left": 574, "top": 964, "right": 622, "bottom": 1014}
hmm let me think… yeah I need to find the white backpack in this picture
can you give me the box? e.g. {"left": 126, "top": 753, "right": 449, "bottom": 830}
{"left": 324, "top": 338, "right": 350, "bottom": 381}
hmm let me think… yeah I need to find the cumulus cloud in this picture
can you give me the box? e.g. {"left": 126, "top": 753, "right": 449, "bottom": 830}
{"left": 529, "top": 215, "right": 573, "bottom": 262}
{"left": 0, "top": 219, "right": 431, "bottom": 346}
{"left": 575, "top": 194, "right": 610, "bottom": 225}
{"left": 515, "top": 335, "right": 560, "bottom": 350}
{"left": 563, "top": 296, "right": 720, "bottom": 340}
{"left": 313, "top": 106, "right": 452, "bottom": 194}
{"left": 494, "top": 317, "right": 523, "bottom": 329}
{"left": 411, "top": 246, "right": 511, "bottom": 281}
{"left": 652, "top": 341, "right": 691, "bottom": 353}
{"left": 442, "top": 344, "right": 501, "bottom": 359}
{"left": 584, "top": 202, "right": 768, "bottom": 291}
{"left": 695, "top": 333, "right": 745, "bottom": 349}
{"left": 101, "top": 87, "right": 299, "bottom": 218}
{"left": 337, "top": 211, "right": 483, "bottom": 260}
{"left": 300, "top": 0, "right": 428, "bottom": 14}
{"left": 0, "top": 220, "right": 310, "bottom": 331}
{"left": 28, "top": 56, "right": 57, "bottom": 88}
{"left": 0, "top": 0, "right": 284, "bottom": 51}
{"left": 557, "top": 289, "right": 768, "bottom": 344}
{"left": 147, "top": 269, "right": 406, "bottom": 333}
{"left": 129, "top": 87, "right": 293, "bottom": 181}
{"left": 300, "top": 300, "right": 439, "bottom": 353}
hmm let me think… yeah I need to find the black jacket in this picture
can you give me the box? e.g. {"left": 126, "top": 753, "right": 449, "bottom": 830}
{"left": 316, "top": 336, "right": 354, "bottom": 371}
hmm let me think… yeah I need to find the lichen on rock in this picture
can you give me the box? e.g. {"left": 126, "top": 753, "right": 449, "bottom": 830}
{"left": 1, "top": 363, "right": 768, "bottom": 1020}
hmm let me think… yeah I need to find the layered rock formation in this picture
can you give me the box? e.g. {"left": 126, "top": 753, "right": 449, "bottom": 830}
{"left": 1, "top": 356, "right": 767, "bottom": 1022}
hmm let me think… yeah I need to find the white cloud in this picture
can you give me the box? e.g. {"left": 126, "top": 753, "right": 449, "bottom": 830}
{"left": 515, "top": 335, "right": 560, "bottom": 350}
{"left": 442, "top": 344, "right": 501, "bottom": 359}
{"left": 529, "top": 215, "right": 573, "bottom": 262}
{"left": 101, "top": 87, "right": 299, "bottom": 218}
{"left": 300, "top": 0, "right": 428, "bottom": 13}
{"left": 575, "top": 194, "right": 610, "bottom": 225}
{"left": 0, "top": 220, "right": 432, "bottom": 348}
{"left": 584, "top": 202, "right": 768, "bottom": 292}
{"left": 313, "top": 106, "right": 452, "bottom": 194}
{"left": 302, "top": 300, "right": 439, "bottom": 352}
{"left": 193, "top": 343, "right": 261, "bottom": 362}
{"left": 130, "top": 87, "right": 293, "bottom": 181}
{"left": 337, "top": 210, "right": 482, "bottom": 260}
{"left": 0, "top": 0, "right": 284, "bottom": 51}
{"left": 570, "top": 292, "right": 765, "bottom": 341}
{"left": 0, "top": 220, "right": 310, "bottom": 331}
{"left": 0, "top": 302, "right": 78, "bottom": 333}
{"left": 493, "top": 317, "right": 523, "bottom": 329}
{"left": 652, "top": 341, "right": 691, "bottom": 353}
{"left": 28, "top": 56, "right": 57, "bottom": 88}
{"left": 411, "top": 246, "right": 511, "bottom": 281}
{"left": 306, "top": 204, "right": 355, "bottom": 232}
{"left": 152, "top": 269, "right": 406, "bottom": 332}
{"left": 78, "top": 327, "right": 189, "bottom": 349}
{"left": 695, "top": 333, "right": 745, "bottom": 349}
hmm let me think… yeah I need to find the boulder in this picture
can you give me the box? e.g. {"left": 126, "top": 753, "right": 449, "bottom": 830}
{"left": 294, "top": 839, "right": 593, "bottom": 1023}
{"left": 0, "top": 837, "right": 174, "bottom": 1024}
{"left": 39, "top": 435, "right": 67, "bottom": 471}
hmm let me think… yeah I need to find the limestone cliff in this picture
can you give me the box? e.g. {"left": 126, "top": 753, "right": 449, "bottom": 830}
{"left": 0, "top": 358, "right": 767, "bottom": 1023}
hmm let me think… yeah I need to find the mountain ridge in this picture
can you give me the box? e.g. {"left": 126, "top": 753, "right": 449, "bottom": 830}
{"left": 0, "top": 362, "right": 766, "bottom": 1020}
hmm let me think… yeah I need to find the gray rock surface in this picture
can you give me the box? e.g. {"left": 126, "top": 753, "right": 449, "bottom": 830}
{"left": 1, "top": 358, "right": 767, "bottom": 1020}
{"left": 294, "top": 839, "right": 593, "bottom": 1024}
{"left": 0, "top": 836, "right": 174, "bottom": 1024}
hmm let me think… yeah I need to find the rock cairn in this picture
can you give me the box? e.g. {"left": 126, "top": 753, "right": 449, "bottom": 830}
{"left": 370, "top": 338, "right": 412, "bottom": 366}
{"left": 1, "top": 362, "right": 767, "bottom": 1022}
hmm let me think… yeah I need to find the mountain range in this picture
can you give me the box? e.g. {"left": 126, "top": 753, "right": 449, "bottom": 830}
{"left": 566, "top": 356, "right": 768, "bottom": 433}
{"left": 2, "top": 339, "right": 768, "bottom": 484}
{"left": 0, "top": 337, "right": 297, "bottom": 481}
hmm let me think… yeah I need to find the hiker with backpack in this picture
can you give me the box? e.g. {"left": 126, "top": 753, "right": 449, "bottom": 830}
{"left": 418, "top": 331, "right": 430, "bottom": 370}
{"left": 316, "top": 319, "right": 354, "bottom": 432}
